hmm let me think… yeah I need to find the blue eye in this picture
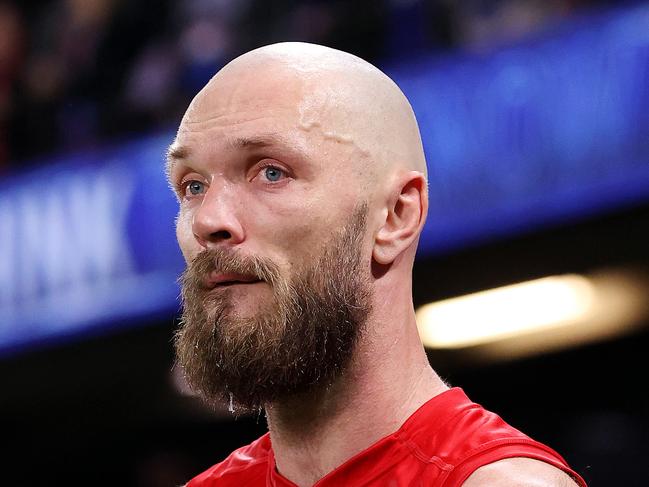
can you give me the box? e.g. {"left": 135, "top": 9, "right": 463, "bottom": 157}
{"left": 186, "top": 180, "right": 205, "bottom": 195}
{"left": 264, "top": 166, "right": 284, "bottom": 182}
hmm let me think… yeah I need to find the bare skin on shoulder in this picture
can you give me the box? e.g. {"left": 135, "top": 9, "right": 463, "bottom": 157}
{"left": 167, "top": 42, "right": 587, "bottom": 487}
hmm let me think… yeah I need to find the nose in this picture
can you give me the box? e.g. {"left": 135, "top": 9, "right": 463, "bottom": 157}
{"left": 191, "top": 183, "right": 245, "bottom": 248}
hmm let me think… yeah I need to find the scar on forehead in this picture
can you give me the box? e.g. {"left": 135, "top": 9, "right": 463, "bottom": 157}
{"left": 297, "top": 92, "right": 370, "bottom": 158}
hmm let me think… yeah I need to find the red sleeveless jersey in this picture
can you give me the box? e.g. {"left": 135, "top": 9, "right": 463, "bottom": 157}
{"left": 187, "top": 388, "right": 587, "bottom": 486}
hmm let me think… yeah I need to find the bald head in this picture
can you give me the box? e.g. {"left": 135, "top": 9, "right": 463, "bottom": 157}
{"left": 181, "top": 42, "right": 427, "bottom": 184}
{"left": 171, "top": 42, "right": 428, "bottom": 275}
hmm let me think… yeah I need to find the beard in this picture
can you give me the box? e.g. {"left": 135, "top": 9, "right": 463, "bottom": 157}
{"left": 174, "top": 205, "right": 372, "bottom": 413}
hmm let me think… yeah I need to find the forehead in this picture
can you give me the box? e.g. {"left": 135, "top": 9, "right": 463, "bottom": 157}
{"left": 185, "top": 61, "right": 307, "bottom": 124}
{"left": 174, "top": 66, "right": 309, "bottom": 151}
{"left": 173, "top": 68, "right": 368, "bottom": 167}
{"left": 167, "top": 60, "right": 379, "bottom": 200}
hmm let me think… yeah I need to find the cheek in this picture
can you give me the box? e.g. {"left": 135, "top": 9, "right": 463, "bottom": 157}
{"left": 269, "top": 214, "right": 332, "bottom": 265}
{"left": 175, "top": 210, "right": 196, "bottom": 261}
{"left": 251, "top": 190, "right": 320, "bottom": 247}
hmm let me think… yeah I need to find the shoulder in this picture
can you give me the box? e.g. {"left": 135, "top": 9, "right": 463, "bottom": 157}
{"left": 416, "top": 390, "right": 585, "bottom": 485}
{"left": 462, "top": 458, "right": 582, "bottom": 487}
{"left": 186, "top": 434, "right": 271, "bottom": 487}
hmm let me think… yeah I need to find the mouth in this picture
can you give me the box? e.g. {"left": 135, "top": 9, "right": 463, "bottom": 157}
{"left": 205, "top": 272, "right": 263, "bottom": 289}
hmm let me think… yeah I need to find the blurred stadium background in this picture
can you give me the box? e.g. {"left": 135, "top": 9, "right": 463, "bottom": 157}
{"left": 1, "top": 0, "right": 648, "bottom": 485}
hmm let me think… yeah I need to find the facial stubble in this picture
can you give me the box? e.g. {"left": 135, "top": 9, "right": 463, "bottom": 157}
{"left": 174, "top": 206, "right": 372, "bottom": 412}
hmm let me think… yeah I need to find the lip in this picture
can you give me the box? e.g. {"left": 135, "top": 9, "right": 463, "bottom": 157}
{"left": 205, "top": 272, "right": 262, "bottom": 289}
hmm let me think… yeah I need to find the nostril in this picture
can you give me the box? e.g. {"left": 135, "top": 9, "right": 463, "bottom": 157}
{"left": 210, "top": 230, "right": 232, "bottom": 240}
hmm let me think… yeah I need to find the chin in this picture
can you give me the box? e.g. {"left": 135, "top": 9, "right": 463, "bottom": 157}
{"left": 226, "top": 282, "right": 273, "bottom": 316}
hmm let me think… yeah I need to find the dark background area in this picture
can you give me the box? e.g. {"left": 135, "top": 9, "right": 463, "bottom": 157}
{"left": 1, "top": 0, "right": 636, "bottom": 172}
{"left": 1, "top": 1, "right": 648, "bottom": 486}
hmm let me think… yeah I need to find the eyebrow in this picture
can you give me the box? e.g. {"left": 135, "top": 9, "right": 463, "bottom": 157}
{"left": 165, "top": 133, "right": 296, "bottom": 181}
{"left": 230, "top": 135, "right": 282, "bottom": 149}
{"left": 165, "top": 144, "right": 190, "bottom": 180}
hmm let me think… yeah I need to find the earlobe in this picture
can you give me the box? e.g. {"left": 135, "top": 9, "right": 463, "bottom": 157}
{"left": 373, "top": 172, "right": 427, "bottom": 265}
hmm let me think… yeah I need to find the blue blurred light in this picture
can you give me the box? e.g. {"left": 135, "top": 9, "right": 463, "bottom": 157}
{"left": 387, "top": 4, "right": 649, "bottom": 254}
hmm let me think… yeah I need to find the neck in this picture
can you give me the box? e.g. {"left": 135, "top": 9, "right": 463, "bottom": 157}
{"left": 265, "top": 306, "right": 448, "bottom": 487}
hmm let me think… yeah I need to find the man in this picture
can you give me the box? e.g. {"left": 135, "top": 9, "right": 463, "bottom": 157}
{"left": 167, "top": 42, "right": 587, "bottom": 487}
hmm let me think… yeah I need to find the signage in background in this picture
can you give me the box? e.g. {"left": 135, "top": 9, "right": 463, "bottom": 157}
{"left": 0, "top": 134, "right": 183, "bottom": 355}
{"left": 1, "top": 4, "right": 648, "bottom": 354}
{"left": 390, "top": 3, "right": 649, "bottom": 254}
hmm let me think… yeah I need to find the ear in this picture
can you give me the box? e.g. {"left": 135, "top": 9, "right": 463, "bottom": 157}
{"left": 373, "top": 171, "right": 427, "bottom": 265}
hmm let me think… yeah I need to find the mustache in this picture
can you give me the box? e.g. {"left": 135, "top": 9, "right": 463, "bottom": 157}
{"left": 180, "top": 247, "right": 283, "bottom": 292}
